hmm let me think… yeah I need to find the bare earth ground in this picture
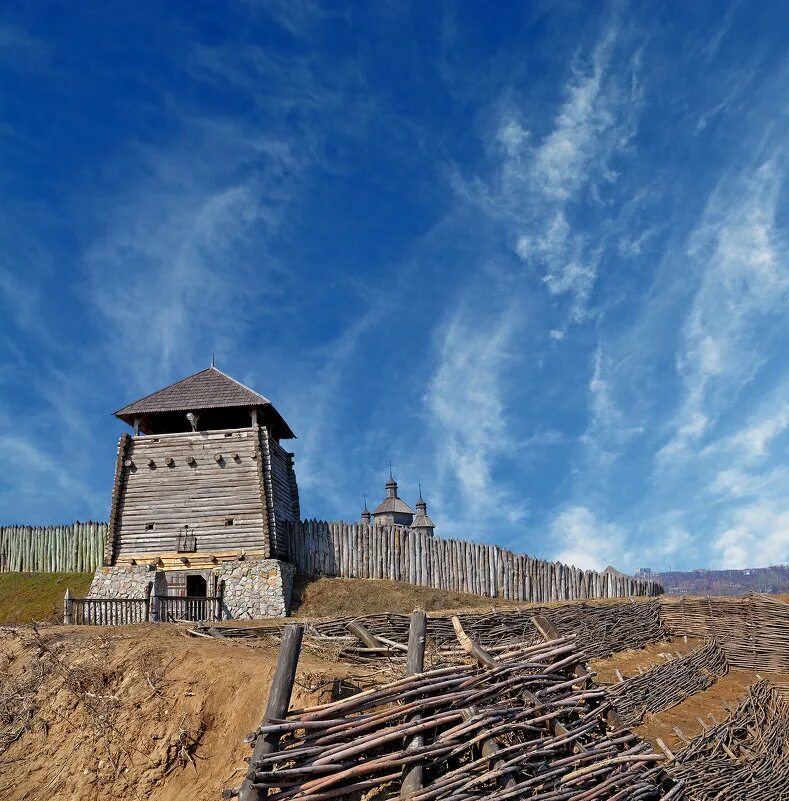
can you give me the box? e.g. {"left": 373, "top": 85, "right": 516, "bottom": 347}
{"left": 0, "top": 624, "right": 376, "bottom": 801}
{"left": 290, "top": 575, "right": 513, "bottom": 616}
{"left": 590, "top": 637, "right": 705, "bottom": 684}
{"left": 1, "top": 577, "right": 786, "bottom": 800}
{"left": 631, "top": 668, "right": 789, "bottom": 751}
{"left": 589, "top": 641, "right": 789, "bottom": 751}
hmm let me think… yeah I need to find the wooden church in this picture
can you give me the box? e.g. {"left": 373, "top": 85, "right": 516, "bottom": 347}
{"left": 99, "top": 365, "right": 300, "bottom": 604}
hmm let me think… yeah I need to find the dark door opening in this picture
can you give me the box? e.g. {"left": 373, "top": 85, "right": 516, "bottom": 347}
{"left": 186, "top": 574, "right": 207, "bottom": 597}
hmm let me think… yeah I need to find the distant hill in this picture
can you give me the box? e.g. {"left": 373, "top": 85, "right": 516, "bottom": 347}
{"left": 637, "top": 565, "right": 789, "bottom": 596}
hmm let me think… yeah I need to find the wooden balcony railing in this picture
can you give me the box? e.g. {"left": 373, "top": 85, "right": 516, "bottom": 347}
{"left": 70, "top": 597, "right": 149, "bottom": 626}
{"left": 65, "top": 590, "right": 222, "bottom": 625}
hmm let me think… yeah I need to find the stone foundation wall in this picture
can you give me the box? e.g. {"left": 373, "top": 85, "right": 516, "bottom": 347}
{"left": 86, "top": 559, "right": 293, "bottom": 619}
{"left": 212, "top": 559, "right": 294, "bottom": 619}
{"left": 88, "top": 563, "right": 155, "bottom": 599}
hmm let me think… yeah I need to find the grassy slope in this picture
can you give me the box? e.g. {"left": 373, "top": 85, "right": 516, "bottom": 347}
{"left": 0, "top": 572, "right": 93, "bottom": 624}
{"left": 290, "top": 574, "right": 513, "bottom": 617}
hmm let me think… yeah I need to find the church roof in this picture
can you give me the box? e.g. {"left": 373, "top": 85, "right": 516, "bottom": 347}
{"left": 410, "top": 511, "right": 435, "bottom": 529}
{"left": 114, "top": 367, "right": 295, "bottom": 438}
{"left": 372, "top": 496, "right": 415, "bottom": 516}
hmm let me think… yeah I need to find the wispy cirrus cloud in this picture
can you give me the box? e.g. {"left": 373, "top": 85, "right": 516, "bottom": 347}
{"left": 425, "top": 300, "right": 528, "bottom": 530}
{"left": 497, "top": 22, "right": 642, "bottom": 324}
{"left": 423, "top": 19, "right": 645, "bottom": 538}
{"left": 84, "top": 120, "right": 306, "bottom": 391}
{"left": 657, "top": 157, "right": 789, "bottom": 467}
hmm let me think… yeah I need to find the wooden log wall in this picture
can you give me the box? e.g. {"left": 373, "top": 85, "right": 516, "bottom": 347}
{"left": 114, "top": 428, "right": 269, "bottom": 558}
{"left": 285, "top": 520, "right": 664, "bottom": 601}
{"left": 266, "top": 434, "right": 300, "bottom": 559}
{"left": 0, "top": 522, "right": 107, "bottom": 573}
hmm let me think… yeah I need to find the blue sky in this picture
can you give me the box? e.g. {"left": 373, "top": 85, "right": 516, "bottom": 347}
{"left": 1, "top": 2, "right": 788, "bottom": 573}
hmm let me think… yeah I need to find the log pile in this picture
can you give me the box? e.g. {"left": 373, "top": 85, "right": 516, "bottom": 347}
{"left": 667, "top": 680, "right": 789, "bottom": 800}
{"left": 605, "top": 641, "right": 728, "bottom": 727}
{"left": 232, "top": 619, "right": 677, "bottom": 800}
{"left": 659, "top": 595, "right": 789, "bottom": 673}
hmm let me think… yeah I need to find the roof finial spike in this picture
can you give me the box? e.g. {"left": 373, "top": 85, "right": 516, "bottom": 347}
{"left": 418, "top": 481, "right": 423, "bottom": 501}
{"left": 389, "top": 460, "right": 394, "bottom": 481}
{"left": 211, "top": 352, "right": 215, "bottom": 368}
{"left": 363, "top": 494, "right": 368, "bottom": 512}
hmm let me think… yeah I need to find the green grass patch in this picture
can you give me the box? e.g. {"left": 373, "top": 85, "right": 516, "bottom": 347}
{"left": 0, "top": 572, "right": 94, "bottom": 625}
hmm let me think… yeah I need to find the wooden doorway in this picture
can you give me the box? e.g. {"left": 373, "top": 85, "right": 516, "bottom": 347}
{"left": 186, "top": 574, "right": 207, "bottom": 597}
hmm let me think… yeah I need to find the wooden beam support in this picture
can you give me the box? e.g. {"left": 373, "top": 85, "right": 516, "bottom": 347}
{"left": 401, "top": 610, "right": 427, "bottom": 799}
{"left": 239, "top": 624, "right": 304, "bottom": 801}
{"left": 452, "top": 616, "right": 497, "bottom": 668}
{"left": 63, "top": 588, "right": 73, "bottom": 625}
{"left": 346, "top": 620, "right": 385, "bottom": 650}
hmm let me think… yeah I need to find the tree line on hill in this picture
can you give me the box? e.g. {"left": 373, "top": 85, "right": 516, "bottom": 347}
{"left": 646, "top": 565, "right": 788, "bottom": 596}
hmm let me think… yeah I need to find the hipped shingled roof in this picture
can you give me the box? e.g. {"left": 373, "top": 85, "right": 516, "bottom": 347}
{"left": 114, "top": 367, "right": 295, "bottom": 439}
{"left": 372, "top": 496, "right": 415, "bottom": 516}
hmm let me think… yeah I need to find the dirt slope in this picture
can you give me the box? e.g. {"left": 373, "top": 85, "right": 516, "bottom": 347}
{"left": 290, "top": 575, "right": 524, "bottom": 616}
{"left": 0, "top": 625, "right": 372, "bottom": 801}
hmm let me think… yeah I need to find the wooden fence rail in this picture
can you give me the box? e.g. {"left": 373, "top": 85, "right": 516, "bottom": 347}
{"left": 285, "top": 520, "right": 663, "bottom": 601}
{"left": 66, "top": 594, "right": 221, "bottom": 625}
{"left": 0, "top": 522, "right": 107, "bottom": 573}
{"left": 70, "top": 596, "right": 149, "bottom": 626}
{"left": 154, "top": 595, "right": 221, "bottom": 622}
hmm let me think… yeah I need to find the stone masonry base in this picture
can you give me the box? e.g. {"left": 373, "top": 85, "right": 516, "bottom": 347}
{"left": 87, "top": 559, "right": 294, "bottom": 619}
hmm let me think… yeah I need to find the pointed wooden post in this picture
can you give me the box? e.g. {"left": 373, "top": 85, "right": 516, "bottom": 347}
{"left": 63, "top": 588, "right": 73, "bottom": 625}
{"left": 239, "top": 624, "right": 304, "bottom": 801}
{"left": 401, "top": 610, "right": 427, "bottom": 798}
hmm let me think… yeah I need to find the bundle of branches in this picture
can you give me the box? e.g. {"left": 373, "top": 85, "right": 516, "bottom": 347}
{"left": 659, "top": 595, "right": 789, "bottom": 673}
{"left": 605, "top": 641, "right": 728, "bottom": 727}
{"left": 667, "top": 680, "right": 789, "bottom": 800}
{"left": 241, "top": 634, "right": 673, "bottom": 800}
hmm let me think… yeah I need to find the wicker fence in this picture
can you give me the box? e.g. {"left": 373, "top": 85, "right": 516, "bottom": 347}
{"left": 286, "top": 520, "right": 663, "bottom": 601}
{"left": 0, "top": 522, "right": 107, "bottom": 573}
{"left": 660, "top": 594, "right": 789, "bottom": 673}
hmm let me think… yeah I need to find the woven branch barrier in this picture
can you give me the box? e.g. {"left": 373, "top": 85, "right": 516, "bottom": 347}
{"left": 659, "top": 595, "right": 789, "bottom": 673}
{"left": 191, "top": 599, "right": 669, "bottom": 664}
{"left": 605, "top": 641, "right": 728, "bottom": 727}
{"left": 667, "top": 680, "right": 789, "bottom": 800}
{"left": 234, "top": 626, "right": 677, "bottom": 800}
{"left": 310, "top": 599, "right": 668, "bottom": 661}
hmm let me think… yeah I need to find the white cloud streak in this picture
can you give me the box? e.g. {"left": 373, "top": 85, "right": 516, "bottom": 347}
{"left": 425, "top": 302, "right": 529, "bottom": 530}
{"left": 494, "top": 22, "right": 642, "bottom": 323}
{"left": 657, "top": 158, "right": 789, "bottom": 466}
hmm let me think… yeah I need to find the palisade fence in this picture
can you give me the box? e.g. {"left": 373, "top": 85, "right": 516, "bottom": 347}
{"left": 1, "top": 519, "right": 663, "bottom": 601}
{"left": 285, "top": 520, "right": 663, "bottom": 601}
{"left": 0, "top": 522, "right": 107, "bottom": 573}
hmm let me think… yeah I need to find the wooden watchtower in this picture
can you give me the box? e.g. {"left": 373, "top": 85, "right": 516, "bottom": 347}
{"left": 105, "top": 366, "right": 299, "bottom": 586}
